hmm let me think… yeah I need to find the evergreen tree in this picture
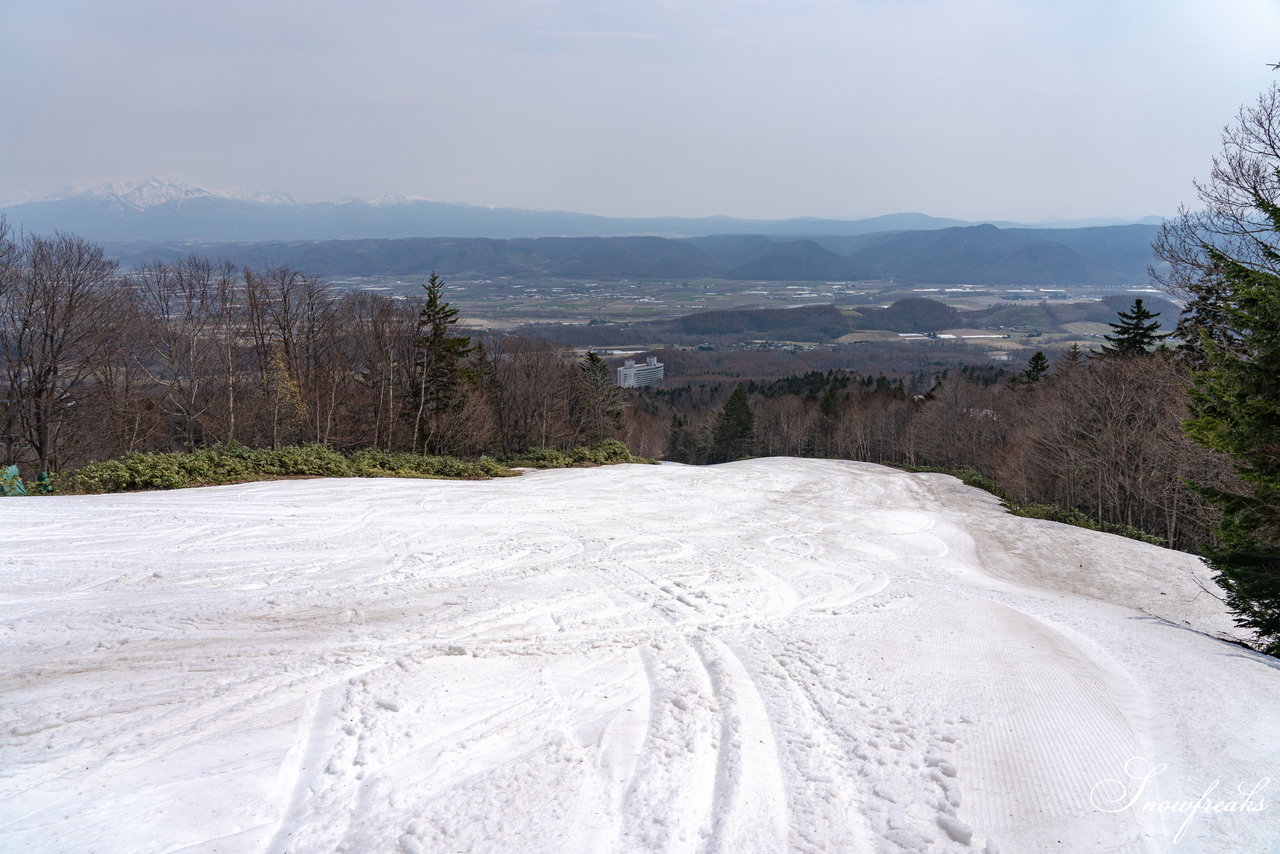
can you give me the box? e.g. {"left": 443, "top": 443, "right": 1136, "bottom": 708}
{"left": 1023, "top": 351, "right": 1050, "bottom": 382}
{"left": 573, "top": 351, "right": 624, "bottom": 443}
{"left": 1098, "top": 298, "right": 1170, "bottom": 357}
{"left": 818, "top": 383, "right": 842, "bottom": 420}
{"left": 665, "top": 413, "right": 702, "bottom": 464}
{"left": 708, "top": 385, "right": 755, "bottom": 463}
{"left": 1174, "top": 268, "right": 1236, "bottom": 369}
{"left": 806, "top": 383, "right": 842, "bottom": 458}
{"left": 1053, "top": 343, "right": 1085, "bottom": 375}
{"left": 1183, "top": 197, "right": 1280, "bottom": 655}
{"left": 409, "top": 272, "right": 473, "bottom": 451}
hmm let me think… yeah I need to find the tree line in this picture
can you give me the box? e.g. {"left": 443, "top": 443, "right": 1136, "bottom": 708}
{"left": 0, "top": 221, "right": 623, "bottom": 473}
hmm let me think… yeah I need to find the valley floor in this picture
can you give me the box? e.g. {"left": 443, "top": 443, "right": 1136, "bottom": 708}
{"left": 1, "top": 459, "right": 1276, "bottom": 853}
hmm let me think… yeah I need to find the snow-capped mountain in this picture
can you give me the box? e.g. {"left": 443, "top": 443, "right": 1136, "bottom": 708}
{"left": 0, "top": 178, "right": 619, "bottom": 241}
{"left": 92, "top": 177, "right": 220, "bottom": 209}
{"left": 365, "top": 192, "right": 439, "bottom": 206}
{"left": 0, "top": 178, "right": 1162, "bottom": 243}
{"left": 218, "top": 186, "right": 301, "bottom": 206}
{"left": 0, "top": 178, "right": 331, "bottom": 241}
{"left": 0, "top": 180, "right": 982, "bottom": 243}
{"left": 0, "top": 178, "right": 219, "bottom": 211}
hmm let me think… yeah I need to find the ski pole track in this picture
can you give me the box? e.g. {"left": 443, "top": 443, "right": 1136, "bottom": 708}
{"left": 2, "top": 642, "right": 360, "bottom": 806}
{"left": 857, "top": 582, "right": 1152, "bottom": 852}
{"left": 753, "top": 634, "right": 979, "bottom": 852}
{"left": 557, "top": 522, "right": 792, "bottom": 852}
{"left": 613, "top": 639, "right": 720, "bottom": 853}
{"left": 268, "top": 654, "right": 589, "bottom": 853}
{"left": 727, "top": 634, "right": 874, "bottom": 854}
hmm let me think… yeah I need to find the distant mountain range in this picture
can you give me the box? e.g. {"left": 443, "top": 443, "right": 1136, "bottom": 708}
{"left": 114, "top": 224, "right": 1163, "bottom": 286}
{"left": 0, "top": 178, "right": 1163, "bottom": 242}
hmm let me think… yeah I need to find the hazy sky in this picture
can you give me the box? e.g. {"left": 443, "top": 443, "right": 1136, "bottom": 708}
{"left": 4, "top": 0, "right": 1278, "bottom": 221}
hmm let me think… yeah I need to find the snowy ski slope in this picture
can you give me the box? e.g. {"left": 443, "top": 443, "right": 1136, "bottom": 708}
{"left": 2, "top": 459, "right": 1277, "bottom": 852}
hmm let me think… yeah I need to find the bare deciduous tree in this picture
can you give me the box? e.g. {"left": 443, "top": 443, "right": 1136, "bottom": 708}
{"left": 0, "top": 232, "right": 125, "bottom": 471}
{"left": 1153, "top": 85, "right": 1280, "bottom": 286}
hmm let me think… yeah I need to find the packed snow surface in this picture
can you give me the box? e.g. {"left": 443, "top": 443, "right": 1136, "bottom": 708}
{"left": 2, "top": 459, "right": 1277, "bottom": 853}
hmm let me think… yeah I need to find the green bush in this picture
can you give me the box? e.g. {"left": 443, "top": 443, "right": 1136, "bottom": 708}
{"left": 60, "top": 445, "right": 489, "bottom": 493}
{"left": 571, "top": 439, "right": 638, "bottom": 464}
{"left": 906, "top": 464, "right": 1008, "bottom": 500}
{"left": 1008, "top": 501, "right": 1167, "bottom": 547}
{"left": 948, "top": 467, "right": 1007, "bottom": 501}
{"left": 56, "top": 440, "right": 649, "bottom": 494}
{"left": 501, "top": 447, "right": 571, "bottom": 468}
{"left": 501, "top": 440, "right": 654, "bottom": 469}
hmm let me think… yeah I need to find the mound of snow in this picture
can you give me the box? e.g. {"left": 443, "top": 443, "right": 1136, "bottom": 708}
{"left": 1, "top": 459, "right": 1276, "bottom": 853}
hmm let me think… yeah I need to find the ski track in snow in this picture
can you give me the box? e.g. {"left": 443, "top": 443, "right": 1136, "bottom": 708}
{"left": 1, "top": 458, "right": 1277, "bottom": 853}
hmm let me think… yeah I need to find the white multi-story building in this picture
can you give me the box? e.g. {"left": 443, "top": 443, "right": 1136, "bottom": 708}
{"left": 617, "top": 356, "right": 664, "bottom": 388}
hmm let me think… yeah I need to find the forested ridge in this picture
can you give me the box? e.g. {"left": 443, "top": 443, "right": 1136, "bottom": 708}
{"left": 105, "top": 224, "right": 1159, "bottom": 284}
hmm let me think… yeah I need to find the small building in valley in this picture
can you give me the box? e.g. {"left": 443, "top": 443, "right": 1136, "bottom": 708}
{"left": 617, "top": 356, "right": 664, "bottom": 388}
